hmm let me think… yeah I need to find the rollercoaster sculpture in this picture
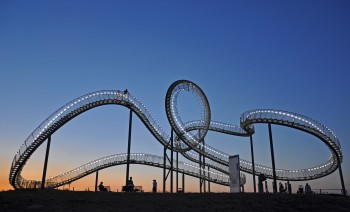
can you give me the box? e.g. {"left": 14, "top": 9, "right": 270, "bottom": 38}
{"left": 9, "top": 80, "right": 345, "bottom": 194}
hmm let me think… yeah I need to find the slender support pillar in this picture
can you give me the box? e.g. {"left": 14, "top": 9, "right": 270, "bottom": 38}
{"left": 95, "top": 171, "right": 99, "bottom": 192}
{"left": 170, "top": 130, "right": 174, "bottom": 193}
{"left": 163, "top": 146, "right": 166, "bottom": 193}
{"left": 268, "top": 124, "right": 277, "bottom": 193}
{"left": 125, "top": 110, "right": 133, "bottom": 187}
{"left": 41, "top": 135, "right": 51, "bottom": 190}
{"left": 336, "top": 155, "right": 346, "bottom": 196}
{"left": 199, "top": 150, "right": 202, "bottom": 193}
{"left": 198, "top": 129, "right": 203, "bottom": 193}
{"left": 208, "top": 166, "right": 211, "bottom": 193}
{"left": 163, "top": 130, "right": 172, "bottom": 193}
{"left": 250, "top": 135, "right": 256, "bottom": 193}
{"left": 182, "top": 172, "right": 185, "bottom": 193}
{"left": 203, "top": 140, "right": 206, "bottom": 193}
{"left": 176, "top": 151, "right": 179, "bottom": 192}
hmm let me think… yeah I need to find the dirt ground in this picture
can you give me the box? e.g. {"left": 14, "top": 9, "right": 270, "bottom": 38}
{"left": 1, "top": 190, "right": 349, "bottom": 211}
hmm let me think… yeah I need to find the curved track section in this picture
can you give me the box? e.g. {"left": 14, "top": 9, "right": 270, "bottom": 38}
{"left": 19, "top": 153, "right": 246, "bottom": 189}
{"left": 165, "top": 80, "right": 343, "bottom": 181}
{"left": 165, "top": 80, "right": 211, "bottom": 153}
{"left": 10, "top": 80, "right": 343, "bottom": 189}
{"left": 10, "top": 90, "right": 171, "bottom": 189}
{"left": 240, "top": 109, "right": 342, "bottom": 180}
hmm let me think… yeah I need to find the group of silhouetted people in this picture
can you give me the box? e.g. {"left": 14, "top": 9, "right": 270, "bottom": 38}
{"left": 296, "top": 183, "right": 312, "bottom": 194}
{"left": 279, "top": 182, "right": 288, "bottom": 193}
{"left": 100, "top": 177, "right": 312, "bottom": 194}
{"left": 99, "top": 177, "right": 157, "bottom": 193}
{"left": 280, "top": 182, "right": 312, "bottom": 194}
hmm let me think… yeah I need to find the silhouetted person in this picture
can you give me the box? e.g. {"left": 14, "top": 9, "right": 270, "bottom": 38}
{"left": 128, "top": 177, "right": 134, "bottom": 192}
{"left": 305, "top": 183, "right": 312, "bottom": 194}
{"left": 123, "top": 89, "right": 128, "bottom": 98}
{"left": 297, "top": 185, "right": 304, "bottom": 194}
{"left": 258, "top": 174, "right": 266, "bottom": 193}
{"left": 152, "top": 179, "right": 157, "bottom": 193}
{"left": 99, "top": 182, "right": 107, "bottom": 191}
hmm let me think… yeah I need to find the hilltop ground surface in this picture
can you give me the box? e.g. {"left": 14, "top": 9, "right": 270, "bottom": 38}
{"left": 0, "top": 190, "right": 349, "bottom": 211}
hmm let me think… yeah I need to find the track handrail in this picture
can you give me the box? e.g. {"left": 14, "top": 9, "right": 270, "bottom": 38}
{"left": 165, "top": 80, "right": 342, "bottom": 181}
{"left": 18, "top": 153, "right": 246, "bottom": 189}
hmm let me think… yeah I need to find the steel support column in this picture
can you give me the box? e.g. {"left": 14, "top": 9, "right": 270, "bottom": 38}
{"left": 199, "top": 129, "right": 203, "bottom": 193}
{"left": 170, "top": 130, "right": 174, "bottom": 193}
{"left": 199, "top": 150, "right": 202, "bottom": 193}
{"left": 41, "top": 135, "right": 51, "bottom": 190}
{"left": 182, "top": 172, "right": 185, "bottom": 193}
{"left": 125, "top": 110, "right": 133, "bottom": 187}
{"left": 336, "top": 155, "right": 346, "bottom": 196}
{"left": 203, "top": 139, "right": 206, "bottom": 193}
{"left": 268, "top": 124, "right": 277, "bottom": 193}
{"left": 95, "top": 170, "right": 99, "bottom": 192}
{"left": 163, "top": 146, "right": 166, "bottom": 193}
{"left": 176, "top": 151, "right": 179, "bottom": 192}
{"left": 208, "top": 166, "right": 211, "bottom": 193}
{"left": 163, "top": 130, "right": 173, "bottom": 193}
{"left": 250, "top": 135, "right": 256, "bottom": 193}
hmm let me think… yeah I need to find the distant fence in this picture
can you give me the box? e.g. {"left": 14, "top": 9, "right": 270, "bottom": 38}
{"left": 312, "top": 189, "right": 347, "bottom": 196}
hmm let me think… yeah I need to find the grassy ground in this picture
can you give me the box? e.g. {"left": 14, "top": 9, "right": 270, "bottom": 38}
{"left": 1, "top": 190, "right": 349, "bottom": 211}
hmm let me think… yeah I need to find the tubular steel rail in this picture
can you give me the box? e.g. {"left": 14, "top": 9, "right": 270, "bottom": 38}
{"left": 165, "top": 80, "right": 342, "bottom": 181}
{"left": 240, "top": 109, "right": 342, "bottom": 180}
{"left": 9, "top": 80, "right": 343, "bottom": 190}
{"left": 18, "top": 153, "right": 246, "bottom": 189}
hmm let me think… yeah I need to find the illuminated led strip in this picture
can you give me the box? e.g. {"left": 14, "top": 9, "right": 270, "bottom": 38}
{"left": 165, "top": 80, "right": 342, "bottom": 181}
{"left": 165, "top": 80, "right": 211, "bottom": 153}
{"left": 239, "top": 109, "right": 341, "bottom": 180}
{"left": 9, "top": 90, "right": 172, "bottom": 189}
{"left": 23, "top": 153, "right": 239, "bottom": 189}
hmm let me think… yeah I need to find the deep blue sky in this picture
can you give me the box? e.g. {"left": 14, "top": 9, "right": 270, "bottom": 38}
{"left": 1, "top": 0, "right": 349, "bottom": 192}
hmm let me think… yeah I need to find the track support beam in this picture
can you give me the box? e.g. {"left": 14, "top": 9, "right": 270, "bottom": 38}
{"left": 208, "top": 166, "right": 210, "bottom": 193}
{"left": 163, "top": 130, "right": 173, "bottom": 193}
{"left": 176, "top": 151, "right": 179, "bottom": 192}
{"left": 199, "top": 130, "right": 206, "bottom": 193}
{"left": 250, "top": 135, "right": 256, "bottom": 193}
{"left": 163, "top": 146, "right": 166, "bottom": 193}
{"left": 41, "top": 135, "right": 51, "bottom": 190}
{"left": 125, "top": 109, "right": 133, "bottom": 187}
{"left": 182, "top": 172, "right": 185, "bottom": 192}
{"left": 268, "top": 124, "right": 277, "bottom": 193}
{"left": 336, "top": 155, "right": 346, "bottom": 196}
{"left": 199, "top": 148, "right": 202, "bottom": 193}
{"left": 170, "top": 130, "right": 173, "bottom": 193}
{"left": 95, "top": 170, "right": 99, "bottom": 192}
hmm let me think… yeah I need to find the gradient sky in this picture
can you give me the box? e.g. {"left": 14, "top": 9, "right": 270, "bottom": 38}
{"left": 1, "top": 0, "right": 349, "bottom": 193}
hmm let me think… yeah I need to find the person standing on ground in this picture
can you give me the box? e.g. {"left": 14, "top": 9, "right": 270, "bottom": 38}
{"left": 279, "top": 182, "right": 284, "bottom": 193}
{"left": 305, "top": 183, "right": 312, "bottom": 194}
{"left": 128, "top": 177, "right": 134, "bottom": 192}
{"left": 152, "top": 180, "right": 157, "bottom": 193}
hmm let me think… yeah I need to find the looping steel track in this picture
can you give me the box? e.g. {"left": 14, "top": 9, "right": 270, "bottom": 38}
{"left": 9, "top": 80, "right": 342, "bottom": 189}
